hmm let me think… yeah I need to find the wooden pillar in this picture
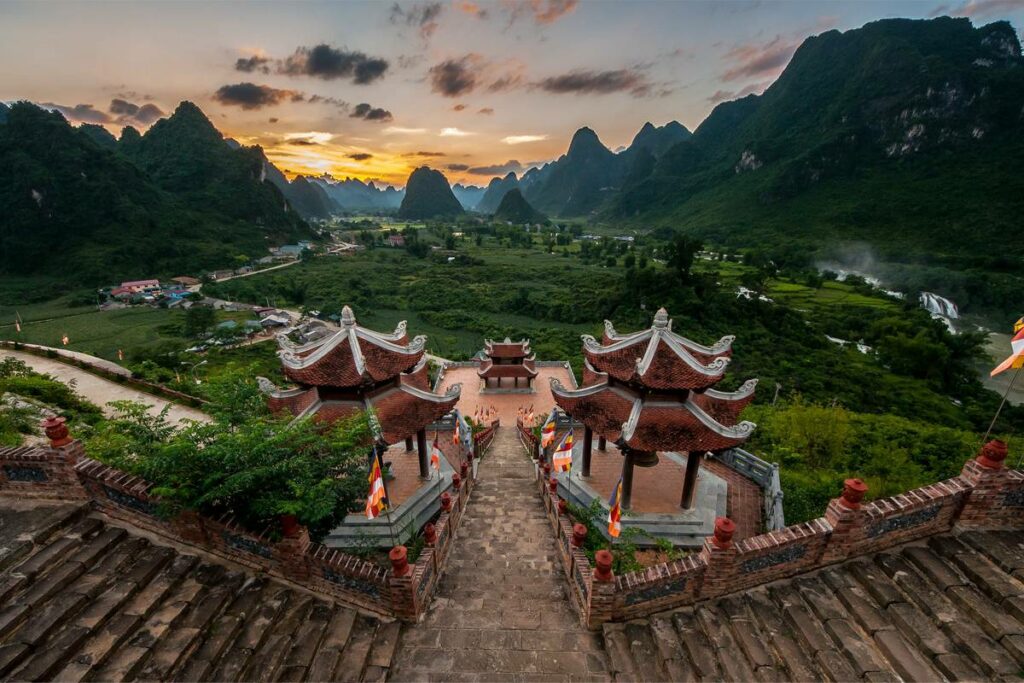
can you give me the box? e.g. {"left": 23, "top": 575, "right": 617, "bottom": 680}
{"left": 582, "top": 426, "right": 593, "bottom": 478}
{"left": 680, "top": 451, "right": 702, "bottom": 509}
{"left": 417, "top": 428, "right": 429, "bottom": 479}
{"left": 621, "top": 451, "right": 635, "bottom": 511}
{"left": 405, "top": 436, "right": 414, "bottom": 451}
{"left": 598, "top": 435, "right": 606, "bottom": 451}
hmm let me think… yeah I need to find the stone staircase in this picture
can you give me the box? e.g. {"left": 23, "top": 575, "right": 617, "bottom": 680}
{"left": 603, "top": 529, "right": 1024, "bottom": 681}
{"left": 0, "top": 499, "right": 399, "bottom": 682}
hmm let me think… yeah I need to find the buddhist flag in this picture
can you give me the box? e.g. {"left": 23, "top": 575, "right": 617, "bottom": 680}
{"left": 365, "top": 450, "right": 388, "bottom": 519}
{"left": 608, "top": 477, "right": 623, "bottom": 538}
{"left": 117, "top": 349, "right": 124, "bottom": 361}
{"left": 540, "top": 409, "right": 557, "bottom": 448}
{"left": 61, "top": 334, "right": 69, "bottom": 346}
{"left": 991, "top": 325, "right": 1024, "bottom": 376}
{"left": 552, "top": 429, "right": 574, "bottom": 472}
{"left": 1015, "top": 317, "right": 1024, "bottom": 333}
{"left": 430, "top": 433, "right": 442, "bottom": 473}
{"left": 14, "top": 319, "right": 20, "bottom": 333}
{"left": 453, "top": 416, "right": 461, "bottom": 445}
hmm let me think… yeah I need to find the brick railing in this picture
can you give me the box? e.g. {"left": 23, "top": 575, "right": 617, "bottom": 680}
{"left": 534, "top": 438, "right": 1024, "bottom": 628}
{"left": 0, "top": 417, "right": 482, "bottom": 622}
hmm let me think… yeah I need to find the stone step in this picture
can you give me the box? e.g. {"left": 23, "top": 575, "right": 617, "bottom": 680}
{"left": 0, "top": 506, "right": 395, "bottom": 682}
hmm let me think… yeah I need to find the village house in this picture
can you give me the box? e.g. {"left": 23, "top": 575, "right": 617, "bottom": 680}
{"left": 119, "top": 278, "right": 160, "bottom": 293}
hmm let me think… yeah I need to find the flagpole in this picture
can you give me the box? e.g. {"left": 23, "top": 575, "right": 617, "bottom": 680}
{"left": 982, "top": 365, "right": 1022, "bottom": 445}
{"left": 375, "top": 445, "right": 399, "bottom": 548}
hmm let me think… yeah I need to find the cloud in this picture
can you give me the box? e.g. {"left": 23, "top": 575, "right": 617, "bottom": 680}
{"left": 403, "top": 150, "right": 446, "bottom": 157}
{"left": 269, "top": 117, "right": 279, "bottom": 123}
{"left": 389, "top": 2, "right": 444, "bottom": 39}
{"left": 429, "top": 55, "right": 482, "bottom": 97}
{"left": 453, "top": 103, "right": 467, "bottom": 111}
{"left": 707, "top": 80, "right": 769, "bottom": 104}
{"left": 468, "top": 159, "right": 523, "bottom": 176}
{"left": 109, "top": 98, "right": 164, "bottom": 125}
{"left": 942, "top": 0, "right": 1024, "bottom": 15}
{"left": 440, "top": 127, "right": 475, "bottom": 137}
{"left": 213, "top": 83, "right": 303, "bottom": 109}
{"left": 307, "top": 95, "right": 349, "bottom": 110}
{"left": 285, "top": 132, "right": 334, "bottom": 144}
{"left": 502, "top": 134, "right": 547, "bottom": 145}
{"left": 446, "top": 163, "right": 471, "bottom": 171}
{"left": 502, "top": 0, "right": 579, "bottom": 25}
{"left": 235, "top": 54, "right": 271, "bottom": 74}
{"left": 385, "top": 126, "right": 427, "bottom": 134}
{"left": 43, "top": 102, "right": 112, "bottom": 124}
{"left": 287, "top": 139, "right": 319, "bottom": 146}
{"left": 279, "top": 44, "right": 389, "bottom": 84}
{"left": 350, "top": 102, "right": 394, "bottom": 122}
{"left": 454, "top": 0, "right": 488, "bottom": 18}
{"left": 348, "top": 152, "right": 374, "bottom": 161}
{"left": 721, "top": 35, "right": 800, "bottom": 82}
{"left": 478, "top": 107, "right": 494, "bottom": 115}
{"left": 536, "top": 69, "right": 653, "bottom": 97}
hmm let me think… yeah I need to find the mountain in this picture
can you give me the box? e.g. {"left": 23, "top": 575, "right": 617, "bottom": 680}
{"left": 520, "top": 127, "right": 625, "bottom": 216}
{"left": 78, "top": 124, "right": 118, "bottom": 150}
{"left": 624, "top": 121, "right": 692, "bottom": 158}
{"left": 312, "top": 176, "right": 404, "bottom": 211}
{"left": 493, "top": 188, "right": 547, "bottom": 224}
{"left": 476, "top": 172, "right": 519, "bottom": 214}
{"left": 609, "top": 17, "right": 1024, "bottom": 315}
{"left": 0, "top": 103, "right": 8, "bottom": 124}
{"left": 452, "top": 183, "right": 486, "bottom": 211}
{"left": 397, "top": 167, "right": 464, "bottom": 219}
{"left": 259, "top": 157, "right": 338, "bottom": 221}
{"left": 0, "top": 101, "right": 312, "bottom": 283}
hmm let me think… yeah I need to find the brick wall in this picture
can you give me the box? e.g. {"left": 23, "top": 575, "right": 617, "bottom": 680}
{"left": 0, "top": 442, "right": 89, "bottom": 500}
{"left": 532, "top": 439, "right": 1024, "bottom": 627}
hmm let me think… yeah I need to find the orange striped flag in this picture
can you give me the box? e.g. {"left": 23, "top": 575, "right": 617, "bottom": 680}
{"left": 552, "top": 428, "right": 574, "bottom": 473}
{"left": 365, "top": 453, "right": 387, "bottom": 519}
{"left": 540, "top": 409, "right": 557, "bottom": 448}
{"left": 608, "top": 478, "right": 623, "bottom": 538}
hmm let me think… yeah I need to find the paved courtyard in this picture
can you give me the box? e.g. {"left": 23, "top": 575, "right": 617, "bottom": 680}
{"left": 437, "top": 364, "right": 575, "bottom": 424}
{"left": 390, "top": 427, "right": 611, "bottom": 681}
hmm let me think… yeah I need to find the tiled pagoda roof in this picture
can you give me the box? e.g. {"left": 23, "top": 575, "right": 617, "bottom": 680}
{"left": 477, "top": 356, "right": 538, "bottom": 379}
{"left": 550, "top": 374, "right": 756, "bottom": 453}
{"left": 276, "top": 306, "right": 425, "bottom": 387}
{"left": 586, "top": 308, "right": 734, "bottom": 390}
{"left": 483, "top": 338, "right": 532, "bottom": 359}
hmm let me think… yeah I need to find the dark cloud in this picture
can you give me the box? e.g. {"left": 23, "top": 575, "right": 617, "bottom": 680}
{"left": 389, "top": 2, "right": 444, "bottom": 39}
{"left": 108, "top": 98, "right": 164, "bottom": 124}
{"left": 307, "top": 94, "right": 349, "bottom": 110}
{"left": 133, "top": 103, "right": 164, "bottom": 125}
{"left": 478, "top": 107, "right": 494, "bottom": 115}
{"left": 429, "top": 56, "right": 480, "bottom": 97}
{"left": 404, "top": 150, "right": 447, "bottom": 157}
{"left": 288, "top": 139, "right": 319, "bottom": 146}
{"left": 536, "top": 69, "right": 652, "bottom": 97}
{"left": 708, "top": 80, "right": 771, "bottom": 104}
{"left": 446, "top": 163, "right": 470, "bottom": 171}
{"left": 721, "top": 35, "right": 799, "bottom": 82}
{"left": 213, "top": 83, "right": 303, "bottom": 110}
{"left": 279, "top": 44, "right": 389, "bottom": 84}
{"left": 468, "top": 159, "right": 523, "bottom": 176}
{"left": 348, "top": 152, "right": 374, "bottom": 161}
{"left": 453, "top": 103, "right": 467, "bottom": 111}
{"left": 43, "top": 102, "right": 112, "bottom": 124}
{"left": 487, "top": 72, "right": 525, "bottom": 92}
{"left": 349, "top": 102, "right": 394, "bottom": 122}
{"left": 235, "top": 55, "right": 271, "bottom": 74}
{"left": 109, "top": 98, "right": 139, "bottom": 116}
{"left": 269, "top": 117, "right": 279, "bottom": 123}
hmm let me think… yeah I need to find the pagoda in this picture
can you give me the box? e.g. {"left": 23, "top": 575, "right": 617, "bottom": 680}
{"left": 478, "top": 338, "right": 538, "bottom": 390}
{"left": 261, "top": 305, "right": 460, "bottom": 478}
{"left": 551, "top": 308, "right": 756, "bottom": 510}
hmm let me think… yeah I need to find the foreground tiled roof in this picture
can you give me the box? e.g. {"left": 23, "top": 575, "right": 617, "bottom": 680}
{"left": 0, "top": 498, "right": 398, "bottom": 682}
{"left": 604, "top": 529, "right": 1024, "bottom": 681}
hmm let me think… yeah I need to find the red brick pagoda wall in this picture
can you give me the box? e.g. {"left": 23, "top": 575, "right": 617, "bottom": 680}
{"left": 534, "top": 439, "right": 1024, "bottom": 628}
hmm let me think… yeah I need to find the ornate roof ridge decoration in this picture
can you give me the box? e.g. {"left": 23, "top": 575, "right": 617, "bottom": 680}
{"left": 582, "top": 332, "right": 729, "bottom": 381}
{"left": 704, "top": 378, "right": 759, "bottom": 401}
{"left": 483, "top": 337, "right": 532, "bottom": 357}
{"left": 603, "top": 309, "right": 734, "bottom": 357}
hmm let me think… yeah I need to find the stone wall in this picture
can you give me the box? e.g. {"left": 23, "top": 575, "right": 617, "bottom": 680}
{"left": 535, "top": 438, "right": 1024, "bottom": 628}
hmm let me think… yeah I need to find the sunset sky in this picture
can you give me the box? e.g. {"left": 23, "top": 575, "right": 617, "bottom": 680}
{"left": 2, "top": 0, "right": 1021, "bottom": 186}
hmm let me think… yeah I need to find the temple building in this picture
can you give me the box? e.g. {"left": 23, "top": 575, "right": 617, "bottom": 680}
{"left": 261, "top": 305, "right": 460, "bottom": 479}
{"left": 478, "top": 337, "right": 538, "bottom": 390}
{"left": 551, "top": 307, "right": 756, "bottom": 511}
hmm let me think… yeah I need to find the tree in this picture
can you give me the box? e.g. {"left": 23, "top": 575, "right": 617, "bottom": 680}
{"left": 662, "top": 235, "right": 701, "bottom": 286}
{"left": 183, "top": 306, "right": 215, "bottom": 337}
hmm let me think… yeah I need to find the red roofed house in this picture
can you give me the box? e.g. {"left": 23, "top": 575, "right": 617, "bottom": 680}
{"left": 260, "top": 305, "right": 460, "bottom": 479}
{"left": 478, "top": 337, "right": 538, "bottom": 390}
{"left": 551, "top": 307, "right": 756, "bottom": 511}
{"left": 119, "top": 279, "right": 160, "bottom": 293}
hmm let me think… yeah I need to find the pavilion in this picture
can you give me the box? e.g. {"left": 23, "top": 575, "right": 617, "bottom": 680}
{"left": 478, "top": 337, "right": 538, "bottom": 391}
{"left": 551, "top": 307, "right": 756, "bottom": 512}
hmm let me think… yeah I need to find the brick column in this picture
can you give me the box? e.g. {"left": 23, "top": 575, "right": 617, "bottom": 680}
{"left": 820, "top": 478, "right": 868, "bottom": 564}
{"left": 388, "top": 545, "right": 418, "bottom": 622}
{"left": 275, "top": 515, "right": 311, "bottom": 582}
{"left": 697, "top": 517, "right": 737, "bottom": 599}
{"left": 958, "top": 440, "right": 1015, "bottom": 527}
{"left": 587, "top": 549, "right": 616, "bottom": 629}
{"left": 40, "top": 417, "right": 89, "bottom": 500}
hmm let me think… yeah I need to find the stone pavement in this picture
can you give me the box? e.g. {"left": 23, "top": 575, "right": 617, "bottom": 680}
{"left": 390, "top": 427, "right": 611, "bottom": 681}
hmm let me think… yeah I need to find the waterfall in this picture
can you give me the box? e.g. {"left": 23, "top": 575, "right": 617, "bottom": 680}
{"left": 920, "top": 292, "right": 959, "bottom": 333}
